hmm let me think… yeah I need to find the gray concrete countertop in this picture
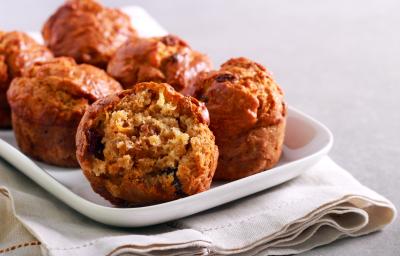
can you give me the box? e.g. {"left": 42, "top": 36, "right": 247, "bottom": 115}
{"left": 1, "top": 0, "right": 398, "bottom": 255}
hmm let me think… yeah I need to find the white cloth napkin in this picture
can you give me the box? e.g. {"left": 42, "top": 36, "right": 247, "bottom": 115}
{"left": 0, "top": 156, "right": 396, "bottom": 256}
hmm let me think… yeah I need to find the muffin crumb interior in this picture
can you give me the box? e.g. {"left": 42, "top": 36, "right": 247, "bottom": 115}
{"left": 89, "top": 89, "right": 198, "bottom": 197}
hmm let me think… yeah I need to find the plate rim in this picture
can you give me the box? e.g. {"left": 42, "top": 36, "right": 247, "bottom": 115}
{"left": 0, "top": 106, "right": 333, "bottom": 226}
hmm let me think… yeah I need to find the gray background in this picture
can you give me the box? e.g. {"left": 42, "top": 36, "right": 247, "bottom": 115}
{"left": 1, "top": 0, "right": 399, "bottom": 255}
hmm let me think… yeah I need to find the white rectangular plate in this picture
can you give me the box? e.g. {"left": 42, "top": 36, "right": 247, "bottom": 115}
{"left": 0, "top": 106, "right": 332, "bottom": 227}
{"left": 0, "top": 7, "right": 333, "bottom": 227}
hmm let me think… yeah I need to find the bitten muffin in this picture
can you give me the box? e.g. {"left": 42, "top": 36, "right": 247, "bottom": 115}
{"left": 42, "top": 0, "right": 137, "bottom": 69}
{"left": 195, "top": 57, "right": 287, "bottom": 180}
{"left": 107, "top": 35, "right": 212, "bottom": 95}
{"left": 7, "top": 57, "right": 122, "bottom": 167}
{"left": 76, "top": 82, "right": 218, "bottom": 206}
{"left": 0, "top": 31, "right": 53, "bottom": 128}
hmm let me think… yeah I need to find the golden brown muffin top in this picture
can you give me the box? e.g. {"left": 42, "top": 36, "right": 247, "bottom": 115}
{"left": 107, "top": 35, "right": 212, "bottom": 94}
{"left": 7, "top": 57, "right": 122, "bottom": 126}
{"left": 0, "top": 31, "right": 53, "bottom": 91}
{"left": 42, "top": 0, "right": 137, "bottom": 68}
{"left": 195, "top": 57, "right": 286, "bottom": 138}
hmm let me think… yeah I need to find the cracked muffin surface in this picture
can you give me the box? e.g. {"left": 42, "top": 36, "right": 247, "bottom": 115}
{"left": 76, "top": 82, "right": 218, "bottom": 206}
{"left": 0, "top": 31, "right": 53, "bottom": 128}
{"left": 107, "top": 35, "right": 211, "bottom": 95}
{"left": 194, "top": 57, "right": 287, "bottom": 180}
{"left": 42, "top": 0, "right": 137, "bottom": 69}
{"left": 7, "top": 57, "right": 122, "bottom": 167}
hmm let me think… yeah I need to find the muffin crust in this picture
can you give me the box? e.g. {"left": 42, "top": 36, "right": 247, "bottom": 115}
{"left": 0, "top": 31, "right": 53, "bottom": 128}
{"left": 195, "top": 57, "right": 287, "bottom": 180}
{"left": 42, "top": 0, "right": 137, "bottom": 69}
{"left": 107, "top": 35, "right": 211, "bottom": 95}
{"left": 7, "top": 57, "right": 122, "bottom": 166}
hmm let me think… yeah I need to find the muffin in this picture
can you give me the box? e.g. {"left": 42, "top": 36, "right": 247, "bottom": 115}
{"left": 76, "top": 82, "right": 218, "bottom": 206}
{"left": 107, "top": 35, "right": 212, "bottom": 95}
{"left": 195, "top": 57, "right": 287, "bottom": 180}
{"left": 7, "top": 57, "right": 122, "bottom": 167}
{"left": 42, "top": 0, "right": 137, "bottom": 69}
{"left": 0, "top": 31, "right": 53, "bottom": 128}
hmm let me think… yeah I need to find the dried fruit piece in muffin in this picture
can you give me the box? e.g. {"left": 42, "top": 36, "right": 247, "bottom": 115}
{"left": 42, "top": 0, "right": 137, "bottom": 69}
{"left": 7, "top": 57, "right": 122, "bottom": 167}
{"left": 0, "top": 31, "right": 53, "bottom": 128}
{"left": 76, "top": 82, "right": 218, "bottom": 206}
{"left": 107, "top": 35, "right": 212, "bottom": 95}
{"left": 194, "top": 57, "right": 287, "bottom": 180}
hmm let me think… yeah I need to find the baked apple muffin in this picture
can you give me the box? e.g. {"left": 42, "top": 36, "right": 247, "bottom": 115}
{"left": 76, "top": 82, "right": 218, "bottom": 206}
{"left": 0, "top": 31, "right": 53, "bottom": 128}
{"left": 7, "top": 57, "right": 122, "bottom": 167}
{"left": 195, "top": 57, "right": 287, "bottom": 180}
{"left": 107, "top": 35, "right": 212, "bottom": 95}
{"left": 42, "top": 0, "right": 137, "bottom": 69}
